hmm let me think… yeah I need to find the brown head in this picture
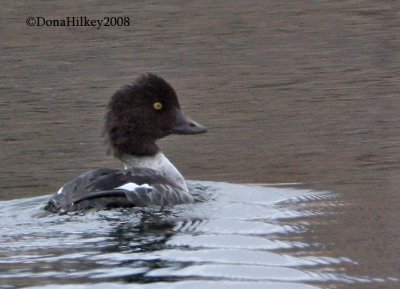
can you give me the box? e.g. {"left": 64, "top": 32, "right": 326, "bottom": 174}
{"left": 104, "top": 73, "right": 206, "bottom": 157}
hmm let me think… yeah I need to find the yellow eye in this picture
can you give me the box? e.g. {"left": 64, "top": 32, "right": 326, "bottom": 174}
{"left": 153, "top": 102, "right": 163, "bottom": 110}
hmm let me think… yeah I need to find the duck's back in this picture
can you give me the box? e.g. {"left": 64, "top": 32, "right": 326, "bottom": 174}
{"left": 45, "top": 167, "right": 194, "bottom": 213}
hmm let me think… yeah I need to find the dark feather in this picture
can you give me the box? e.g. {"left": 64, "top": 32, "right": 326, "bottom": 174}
{"left": 45, "top": 167, "right": 193, "bottom": 213}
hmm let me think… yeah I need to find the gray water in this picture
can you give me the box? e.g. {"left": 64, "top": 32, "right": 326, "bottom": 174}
{"left": 1, "top": 182, "right": 350, "bottom": 289}
{"left": 1, "top": 1, "right": 400, "bottom": 288}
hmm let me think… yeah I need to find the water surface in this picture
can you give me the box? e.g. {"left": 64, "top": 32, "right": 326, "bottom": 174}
{"left": 1, "top": 182, "right": 360, "bottom": 289}
{"left": 1, "top": 1, "right": 400, "bottom": 288}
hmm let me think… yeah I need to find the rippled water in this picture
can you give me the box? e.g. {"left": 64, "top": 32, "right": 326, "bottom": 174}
{"left": 2, "top": 1, "right": 400, "bottom": 288}
{"left": 0, "top": 182, "right": 361, "bottom": 289}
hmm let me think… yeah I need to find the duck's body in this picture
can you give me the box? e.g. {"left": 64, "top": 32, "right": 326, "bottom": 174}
{"left": 45, "top": 74, "right": 206, "bottom": 213}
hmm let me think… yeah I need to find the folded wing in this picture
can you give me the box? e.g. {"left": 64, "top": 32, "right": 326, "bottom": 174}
{"left": 45, "top": 167, "right": 193, "bottom": 213}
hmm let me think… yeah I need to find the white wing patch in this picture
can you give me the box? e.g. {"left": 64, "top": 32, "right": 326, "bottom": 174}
{"left": 57, "top": 187, "right": 64, "bottom": 195}
{"left": 115, "top": 182, "right": 152, "bottom": 191}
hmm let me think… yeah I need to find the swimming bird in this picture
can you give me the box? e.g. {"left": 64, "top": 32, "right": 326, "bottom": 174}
{"left": 45, "top": 73, "right": 206, "bottom": 213}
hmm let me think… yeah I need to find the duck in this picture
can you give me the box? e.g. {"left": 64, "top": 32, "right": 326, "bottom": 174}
{"left": 45, "top": 73, "right": 207, "bottom": 213}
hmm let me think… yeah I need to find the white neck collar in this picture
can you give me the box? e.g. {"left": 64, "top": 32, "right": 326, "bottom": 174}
{"left": 120, "top": 152, "right": 188, "bottom": 192}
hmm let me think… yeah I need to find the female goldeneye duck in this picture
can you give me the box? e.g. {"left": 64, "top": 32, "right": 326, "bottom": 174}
{"left": 45, "top": 73, "right": 207, "bottom": 213}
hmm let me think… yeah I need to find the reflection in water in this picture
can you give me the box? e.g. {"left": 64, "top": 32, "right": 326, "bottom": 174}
{"left": 1, "top": 1, "right": 400, "bottom": 288}
{"left": 2, "top": 182, "right": 395, "bottom": 289}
